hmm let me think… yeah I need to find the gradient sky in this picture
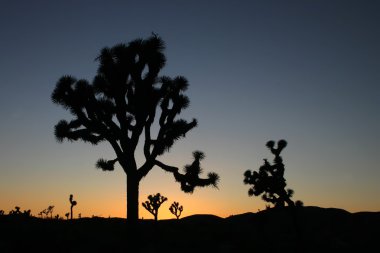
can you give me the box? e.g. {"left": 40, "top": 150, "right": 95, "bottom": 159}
{"left": 0, "top": 0, "right": 379, "bottom": 219}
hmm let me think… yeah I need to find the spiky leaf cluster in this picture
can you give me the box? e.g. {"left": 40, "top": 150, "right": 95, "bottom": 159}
{"left": 96, "top": 158, "right": 118, "bottom": 171}
{"left": 244, "top": 140, "right": 295, "bottom": 208}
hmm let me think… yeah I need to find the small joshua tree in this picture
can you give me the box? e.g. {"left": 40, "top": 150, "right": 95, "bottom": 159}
{"left": 169, "top": 201, "right": 183, "bottom": 219}
{"left": 46, "top": 205, "right": 55, "bottom": 219}
{"left": 142, "top": 193, "right": 168, "bottom": 221}
{"left": 65, "top": 212, "right": 70, "bottom": 220}
{"left": 69, "top": 194, "right": 77, "bottom": 219}
{"left": 244, "top": 140, "right": 296, "bottom": 208}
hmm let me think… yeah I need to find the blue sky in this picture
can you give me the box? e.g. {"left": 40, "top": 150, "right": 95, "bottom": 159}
{"left": 0, "top": 0, "right": 379, "bottom": 218}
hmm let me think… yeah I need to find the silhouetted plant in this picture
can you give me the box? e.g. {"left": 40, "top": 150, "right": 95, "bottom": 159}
{"left": 244, "top": 140, "right": 297, "bottom": 208}
{"left": 9, "top": 206, "right": 21, "bottom": 215}
{"left": 69, "top": 194, "right": 77, "bottom": 219}
{"left": 46, "top": 205, "right": 55, "bottom": 219}
{"left": 42, "top": 209, "right": 48, "bottom": 217}
{"left": 9, "top": 206, "right": 31, "bottom": 217}
{"left": 142, "top": 193, "right": 168, "bottom": 221}
{"left": 23, "top": 209, "right": 31, "bottom": 217}
{"left": 65, "top": 212, "right": 69, "bottom": 220}
{"left": 78, "top": 213, "right": 81, "bottom": 219}
{"left": 169, "top": 201, "right": 183, "bottom": 219}
{"left": 55, "top": 214, "right": 60, "bottom": 219}
{"left": 0, "top": 210, "right": 4, "bottom": 215}
{"left": 295, "top": 200, "right": 304, "bottom": 207}
{"left": 51, "top": 34, "right": 219, "bottom": 222}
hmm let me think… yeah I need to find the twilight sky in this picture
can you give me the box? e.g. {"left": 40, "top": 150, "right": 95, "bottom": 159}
{"left": 0, "top": 0, "right": 379, "bottom": 219}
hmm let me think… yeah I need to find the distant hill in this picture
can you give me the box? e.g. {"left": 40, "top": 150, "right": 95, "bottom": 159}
{"left": 0, "top": 206, "right": 379, "bottom": 252}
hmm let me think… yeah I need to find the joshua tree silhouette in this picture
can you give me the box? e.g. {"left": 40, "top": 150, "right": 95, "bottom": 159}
{"left": 46, "top": 205, "right": 55, "bottom": 219}
{"left": 69, "top": 194, "right": 77, "bottom": 219}
{"left": 244, "top": 140, "right": 295, "bottom": 208}
{"left": 65, "top": 212, "right": 69, "bottom": 220}
{"left": 169, "top": 201, "right": 183, "bottom": 219}
{"left": 51, "top": 35, "right": 219, "bottom": 222}
{"left": 142, "top": 193, "right": 168, "bottom": 221}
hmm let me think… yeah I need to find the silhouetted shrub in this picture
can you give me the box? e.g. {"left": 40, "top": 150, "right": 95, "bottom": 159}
{"left": 23, "top": 209, "right": 31, "bottom": 217}
{"left": 9, "top": 206, "right": 21, "bottom": 215}
{"left": 9, "top": 206, "right": 31, "bottom": 218}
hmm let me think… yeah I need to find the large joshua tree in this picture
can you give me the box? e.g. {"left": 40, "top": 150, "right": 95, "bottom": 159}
{"left": 52, "top": 35, "right": 219, "bottom": 222}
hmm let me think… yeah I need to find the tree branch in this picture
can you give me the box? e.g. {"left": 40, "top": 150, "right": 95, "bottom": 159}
{"left": 154, "top": 160, "right": 179, "bottom": 174}
{"left": 144, "top": 114, "right": 154, "bottom": 159}
{"left": 154, "top": 158, "right": 219, "bottom": 193}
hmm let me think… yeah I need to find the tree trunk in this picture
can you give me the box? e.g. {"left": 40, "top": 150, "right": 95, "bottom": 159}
{"left": 126, "top": 174, "right": 140, "bottom": 222}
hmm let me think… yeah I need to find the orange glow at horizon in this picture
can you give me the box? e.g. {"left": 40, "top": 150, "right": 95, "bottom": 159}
{"left": 1, "top": 148, "right": 378, "bottom": 219}
{"left": 2, "top": 194, "right": 376, "bottom": 221}
{"left": 2, "top": 177, "right": 377, "bottom": 221}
